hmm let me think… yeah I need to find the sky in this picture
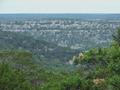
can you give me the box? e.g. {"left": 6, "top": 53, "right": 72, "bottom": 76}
{"left": 0, "top": 0, "right": 120, "bottom": 13}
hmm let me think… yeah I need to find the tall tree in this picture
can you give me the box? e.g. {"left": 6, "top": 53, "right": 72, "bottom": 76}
{"left": 113, "top": 28, "right": 120, "bottom": 46}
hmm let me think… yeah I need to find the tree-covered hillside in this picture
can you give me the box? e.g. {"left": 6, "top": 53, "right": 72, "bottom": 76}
{"left": 0, "top": 14, "right": 120, "bottom": 90}
{"left": 0, "top": 31, "right": 78, "bottom": 60}
{"left": 0, "top": 31, "right": 79, "bottom": 70}
{"left": 0, "top": 29, "right": 120, "bottom": 90}
{"left": 0, "top": 50, "right": 84, "bottom": 90}
{"left": 72, "top": 29, "right": 120, "bottom": 90}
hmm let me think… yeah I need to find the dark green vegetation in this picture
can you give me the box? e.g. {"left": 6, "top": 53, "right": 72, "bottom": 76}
{"left": 73, "top": 29, "right": 120, "bottom": 90}
{"left": 0, "top": 29, "right": 120, "bottom": 90}
{"left": 0, "top": 50, "right": 85, "bottom": 90}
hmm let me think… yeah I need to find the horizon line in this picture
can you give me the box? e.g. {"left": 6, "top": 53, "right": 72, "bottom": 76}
{"left": 0, "top": 12, "right": 120, "bottom": 14}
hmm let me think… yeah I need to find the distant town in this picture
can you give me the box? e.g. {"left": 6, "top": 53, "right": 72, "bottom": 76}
{"left": 1, "top": 19, "right": 120, "bottom": 31}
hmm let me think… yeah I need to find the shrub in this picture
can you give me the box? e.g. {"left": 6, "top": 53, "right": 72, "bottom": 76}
{"left": 0, "top": 62, "right": 32, "bottom": 90}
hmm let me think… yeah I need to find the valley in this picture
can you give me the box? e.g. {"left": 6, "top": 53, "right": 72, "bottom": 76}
{"left": 0, "top": 14, "right": 120, "bottom": 90}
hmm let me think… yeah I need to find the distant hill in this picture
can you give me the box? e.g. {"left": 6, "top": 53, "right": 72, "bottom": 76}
{"left": 0, "top": 31, "right": 77, "bottom": 60}
{"left": 0, "top": 14, "right": 120, "bottom": 21}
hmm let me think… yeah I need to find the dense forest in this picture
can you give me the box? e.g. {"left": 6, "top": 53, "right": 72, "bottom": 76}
{"left": 0, "top": 14, "right": 120, "bottom": 90}
{"left": 0, "top": 28, "right": 120, "bottom": 90}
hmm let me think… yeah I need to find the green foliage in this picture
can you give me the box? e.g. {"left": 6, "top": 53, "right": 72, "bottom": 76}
{"left": 0, "top": 28, "right": 120, "bottom": 90}
{"left": 72, "top": 29, "right": 120, "bottom": 90}
{"left": 61, "top": 75, "right": 81, "bottom": 90}
{"left": 0, "top": 63, "right": 32, "bottom": 90}
{"left": 0, "top": 50, "right": 82, "bottom": 90}
{"left": 113, "top": 28, "right": 120, "bottom": 46}
{"left": 108, "top": 75, "right": 120, "bottom": 90}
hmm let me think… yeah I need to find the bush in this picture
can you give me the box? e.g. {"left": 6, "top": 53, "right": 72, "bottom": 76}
{"left": 108, "top": 75, "right": 120, "bottom": 90}
{"left": 0, "top": 63, "right": 32, "bottom": 90}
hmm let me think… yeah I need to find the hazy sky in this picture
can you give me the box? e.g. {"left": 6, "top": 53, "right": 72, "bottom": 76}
{"left": 0, "top": 0, "right": 120, "bottom": 13}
